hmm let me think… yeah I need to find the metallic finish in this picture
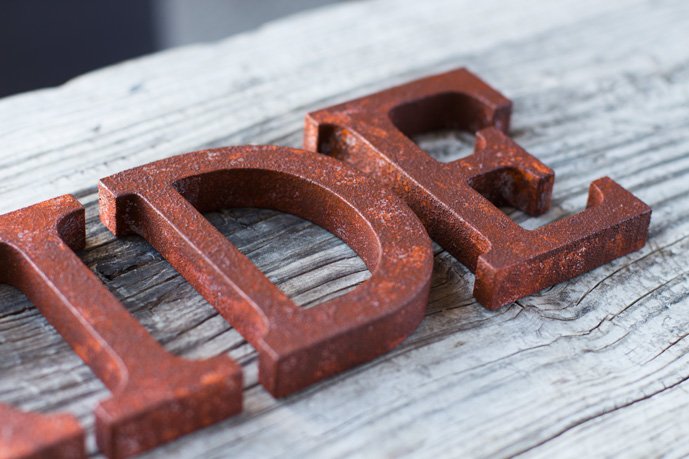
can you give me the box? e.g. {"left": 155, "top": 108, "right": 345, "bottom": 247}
{"left": 98, "top": 145, "right": 434, "bottom": 398}
{"left": 0, "top": 196, "right": 242, "bottom": 459}
{"left": 305, "top": 68, "right": 652, "bottom": 309}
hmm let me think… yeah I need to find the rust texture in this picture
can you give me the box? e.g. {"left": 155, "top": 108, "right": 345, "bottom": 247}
{"left": 305, "top": 67, "right": 652, "bottom": 309}
{"left": 98, "top": 145, "right": 434, "bottom": 398}
{"left": 0, "top": 196, "right": 242, "bottom": 459}
{"left": 0, "top": 405, "right": 84, "bottom": 459}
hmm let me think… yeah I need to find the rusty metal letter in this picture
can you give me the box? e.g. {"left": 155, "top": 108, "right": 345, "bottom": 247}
{"left": 0, "top": 196, "right": 242, "bottom": 459}
{"left": 305, "top": 68, "right": 651, "bottom": 309}
{"left": 0, "top": 406, "right": 84, "bottom": 459}
{"left": 98, "top": 146, "right": 434, "bottom": 398}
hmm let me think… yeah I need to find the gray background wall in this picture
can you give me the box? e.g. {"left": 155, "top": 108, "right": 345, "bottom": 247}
{"left": 153, "top": 0, "right": 344, "bottom": 49}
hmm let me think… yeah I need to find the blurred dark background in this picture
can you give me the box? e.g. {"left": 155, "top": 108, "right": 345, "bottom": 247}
{"left": 0, "top": 0, "right": 343, "bottom": 98}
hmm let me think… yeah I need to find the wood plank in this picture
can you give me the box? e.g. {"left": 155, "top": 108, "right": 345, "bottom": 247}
{"left": 1, "top": 0, "right": 689, "bottom": 457}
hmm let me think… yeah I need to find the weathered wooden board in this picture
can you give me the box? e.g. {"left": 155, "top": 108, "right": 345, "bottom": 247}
{"left": 1, "top": 0, "right": 689, "bottom": 457}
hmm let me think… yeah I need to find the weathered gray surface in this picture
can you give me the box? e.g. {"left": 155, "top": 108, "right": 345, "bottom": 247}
{"left": 1, "top": 0, "right": 689, "bottom": 457}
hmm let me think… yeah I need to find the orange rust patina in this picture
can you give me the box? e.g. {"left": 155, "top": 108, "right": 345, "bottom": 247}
{"left": 0, "top": 406, "right": 84, "bottom": 459}
{"left": 1, "top": 68, "right": 652, "bottom": 458}
{"left": 305, "top": 68, "right": 651, "bottom": 309}
{"left": 98, "top": 146, "right": 434, "bottom": 398}
{"left": 0, "top": 196, "right": 242, "bottom": 459}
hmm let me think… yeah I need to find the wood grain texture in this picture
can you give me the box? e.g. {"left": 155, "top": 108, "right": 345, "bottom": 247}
{"left": 1, "top": 0, "right": 689, "bottom": 457}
